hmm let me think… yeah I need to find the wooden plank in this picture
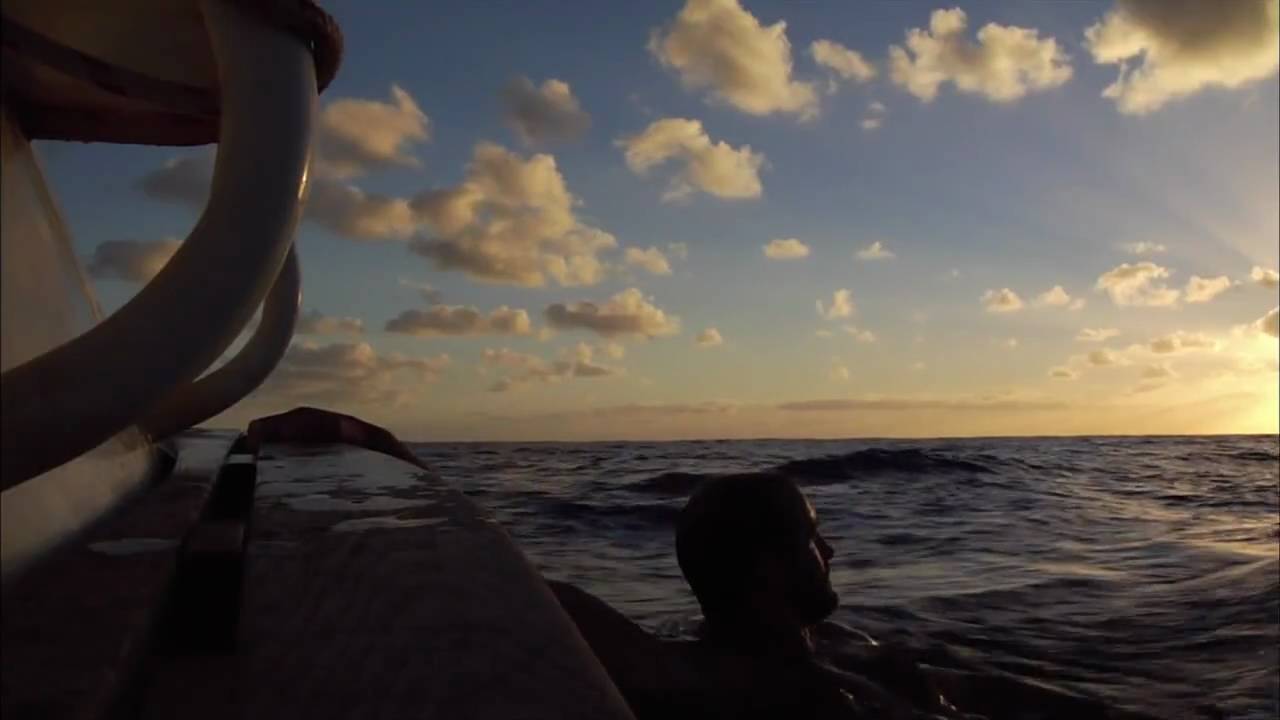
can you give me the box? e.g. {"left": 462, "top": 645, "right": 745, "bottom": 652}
{"left": 140, "top": 442, "right": 636, "bottom": 720}
{"left": 0, "top": 432, "right": 237, "bottom": 720}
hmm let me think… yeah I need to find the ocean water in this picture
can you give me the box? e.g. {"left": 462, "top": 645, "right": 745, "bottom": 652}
{"left": 411, "top": 435, "right": 1279, "bottom": 720}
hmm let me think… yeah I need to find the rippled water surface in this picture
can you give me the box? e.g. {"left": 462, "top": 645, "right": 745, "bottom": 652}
{"left": 410, "top": 435, "right": 1279, "bottom": 719}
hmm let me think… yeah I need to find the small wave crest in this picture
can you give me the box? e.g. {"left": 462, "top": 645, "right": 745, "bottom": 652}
{"left": 626, "top": 448, "right": 998, "bottom": 494}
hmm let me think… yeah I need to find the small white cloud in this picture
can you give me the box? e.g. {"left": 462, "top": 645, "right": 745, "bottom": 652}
{"left": 1077, "top": 327, "right": 1121, "bottom": 342}
{"left": 483, "top": 344, "right": 622, "bottom": 392}
{"left": 763, "top": 238, "right": 810, "bottom": 260}
{"left": 810, "top": 39, "right": 877, "bottom": 85}
{"left": 868, "top": 101, "right": 887, "bottom": 114}
{"left": 86, "top": 238, "right": 182, "bottom": 283}
{"left": 817, "top": 289, "right": 855, "bottom": 320}
{"left": 696, "top": 327, "right": 724, "bottom": 347}
{"left": 1121, "top": 241, "right": 1167, "bottom": 255}
{"left": 544, "top": 288, "right": 681, "bottom": 338}
{"left": 624, "top": 246, "right": 674, "bottom": 275}
{"left": 1033, "top": 285, "right": 1072, "bottom": 308}
{"left": 1141, "top": 363, "right": 1175, "bottom": 379}
{"left": 855, "top": 240, "right": 894, "bottom": 261}
{"left": 619, "top": 117, "right": 765, "bottom": 201}
{"left": 860, "top": 117, "right": 883, "bottom": 131}
{"left": 889, "top": 7, "right": 1072, "bottom": 103}
{"left": 314, "top": 85, "right": 430, "bottom": 179}
{"left": 1002, "top": 337, "right": 1019, "bottom": 349}
{"left": 1250, "top": 266, "right": 1279, "bottom": 290}
{"left": 1087, "top": 348, "right": 1123, "bottom": 366}
{"left": 981, "top": 288, "right": 1024, "bottom": 313}
{"left": 1096, "top": 262, "right": 1180, "bottom": 307}
{"left": 842, "top": 325, "right": 877, "bottom": 343}
{"left": 1256, "top": 307, "right": 1279, "bottom": 338}
{"left": 1049, "top": 366, "right": 1079, "bottom": 380}
{"left": 649, "top": 0, "right": 819, "bottom": 119}
{"left": 384, "top": 304, "right": 533, "bottom": 337}
{"left": 252, "top": 341, "right": 449, "bottom": 407}
{"left": 1084, "top": 0, "right": 1280, "bottom": 114}
{"left": 1148, "top": 331, "right": 1219, "bottom": 354}
{"left": 296, "top": 310, "right": 365, "bottom": 336}
{"left": 1184, "top": 275, "right": 1233, "bottom": 303}
{"left": 502, "top": 76, "right": 592, "bottom": 146}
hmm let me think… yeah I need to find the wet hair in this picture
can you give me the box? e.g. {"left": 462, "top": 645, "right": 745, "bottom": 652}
{"left": 675, "top": 472, "right": 810, "bottom": 618}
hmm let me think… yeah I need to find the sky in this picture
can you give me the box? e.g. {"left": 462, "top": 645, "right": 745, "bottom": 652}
{"left": 38, "top": 0, "right": 1280, "bottom": 441}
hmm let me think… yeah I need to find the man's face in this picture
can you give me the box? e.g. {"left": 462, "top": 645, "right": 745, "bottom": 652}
{"left": 771, "top": 488, "right": 839, "bottom": 626}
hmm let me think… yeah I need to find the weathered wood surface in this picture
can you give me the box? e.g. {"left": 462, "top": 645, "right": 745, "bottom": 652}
{"left": 140, "top": 442, "right": 636, "bottom": 720}
{"left": 0, "top": 432, "right": 236, "bottom": 720}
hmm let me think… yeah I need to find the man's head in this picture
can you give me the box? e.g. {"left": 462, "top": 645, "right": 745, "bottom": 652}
{"left": 675, "top": 473, "right": 837, "bottom": 632}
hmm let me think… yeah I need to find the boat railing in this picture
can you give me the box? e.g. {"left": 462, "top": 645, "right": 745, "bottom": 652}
{"left": 0, "top": 0, "right": 317, "bottom": 492}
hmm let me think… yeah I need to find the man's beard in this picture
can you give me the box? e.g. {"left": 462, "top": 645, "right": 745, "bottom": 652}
{"left": 792, "top": 573, "right": 839, "bottom": 626}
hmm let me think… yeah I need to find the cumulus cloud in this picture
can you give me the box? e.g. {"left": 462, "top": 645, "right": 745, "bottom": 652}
{"left": 889, "top": 7, "right": 1072, "bottom": 103}
{"left": 619, "top": 118, "right": 765, "bottom": 201}
{"left": 86, "top": 238, "right": 182, "bottom": 283}
{"left": 981, "top": 288, "right": 1024, "bottom": 313}
{"left": 625, "top": 246, "right": 674, "bottom": 275}
{"left": 1184, "top": 275, "right": 1233, "bottom": 303}
{"left": 483, "top": 343, "right": 622, "bottom": 391}
{"left": 296, "top": 310, "right": 365, "bottom": 336}
{"left": 1096, "top": 262, "right": 1180, "bottom": 307}
{"left": 502, "top": 76, "right": 592, "bottom": 146}
{"left": 810, "top": 39, "right": 877, "bottom": 87}
{"left": 696, "top": 327, "right": 724, "bottom": 347}
{"left": 1121, "top": 241, "right": 1167, "bottom": 255}
{"left": 256, "top": 341, "right": 449, "bottom": 407}
{"left": 384, "top": 304, "right": 533, "bottom": 337}
{"left": 1049, "top": 366, "right": 1080, "bottom": 380}
{"left": 763, "top": 238, "right": 810, "bottom": 260}
{"left": 410, "top": 142, "right": 618, "bottom": 286}
{"left": 649, "top": 0, "right": 819, "bottom": 119}
{"left": 1087, "top": 348, "right": 1123, "bottom": 366}
{"left": 855, "top": 241, "right": 894, "bottom": 261}
{"left": 1077, "top": 327, "right": 1121, "bottom": 342}
{"left": 1141, "top": 363, "right": 1175, "bottom": 379}
{"left": 139, "top": 151, "right": 426, "bottom": 241}
{"left": 842, "top": 325, "right": 877, "bottom": 343}
{"left": 1257, "top": 307, "right": 1279, "bottom": 338}
{"left": 138, "top": 154, "right": 214, "bottom": 205}
{"left": 1251, "top": 266, "right": 1279, "bottom": 289}
{"left": 1148, "top": 331, "right": 1218, "bottom": 354}
{"left": 1084, "top": 0, "right": 1280, "bottom": 114}
{"left": 861, "top": 117, "right": 883, "bottom": 131}
{"left": 544, "top": 288, "right": 680, "bottom": 338}
{"left": 314, "top": 85, "right": 430, "bottom": 179}
{"left": 817, "top": 289, "right": 855, "bottom": 320}
{"left": 307, "top": 180, "right": 419, "bottom": 239}
{"left": 1033, "top": 285, "right": 1077, "bottom": 308}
